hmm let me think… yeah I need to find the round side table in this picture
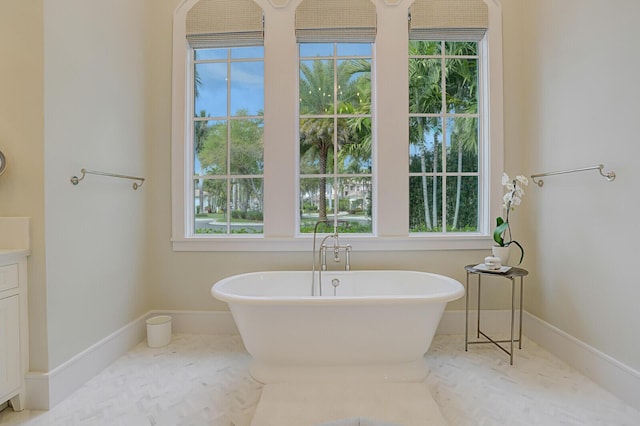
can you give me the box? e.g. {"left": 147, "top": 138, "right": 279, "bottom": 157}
{"left": 464, "top": 264, "right": 529, "bottom": 365}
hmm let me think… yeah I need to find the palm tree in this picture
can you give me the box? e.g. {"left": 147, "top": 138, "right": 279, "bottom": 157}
{"left": 194, "top": 110, "right": 209, "bottom": 213}
{"left": 409, "top": 41, "right": 442, "bottom": 230}
{"left": 300, "top": 59, "right": 334, "bottom": 221}
{"left": 299, "top": 55, "right": 371, "bottom": 222}
{"left": 450, "top": 113, "right": 478, "bottom": 229}
{"left": 341, "top": 60, "right": 373, "bottom": 170}
{"left": 409, "top": 41, "right": 479, "bottom": 231}
{"left": 445, "top": 42, "right": 479, "bottom": 229}
{"left": 193, "top": 49, "right": 208, "bottom": 213}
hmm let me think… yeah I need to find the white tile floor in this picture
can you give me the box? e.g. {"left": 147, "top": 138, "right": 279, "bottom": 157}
{"left": 1, "top": 333, "right": 639, "bottom": 425}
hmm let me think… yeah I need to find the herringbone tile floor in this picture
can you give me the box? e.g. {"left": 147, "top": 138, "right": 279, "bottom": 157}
{"left": 1, "top": 334, "right": 639, "bottom": 425}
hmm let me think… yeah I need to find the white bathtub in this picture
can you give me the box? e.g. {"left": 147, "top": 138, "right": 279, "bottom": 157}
{"left": 211, "top": 270, "right": 464, "bottom": 384}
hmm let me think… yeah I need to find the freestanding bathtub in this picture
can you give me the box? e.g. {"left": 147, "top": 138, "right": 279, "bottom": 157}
{"left": 211, "top": 270, "right": 464, "bottom": 384}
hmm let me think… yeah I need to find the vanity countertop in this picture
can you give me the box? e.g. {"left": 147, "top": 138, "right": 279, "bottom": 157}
{"left": 0, "top": 249, "right": 31, "bottom": 263}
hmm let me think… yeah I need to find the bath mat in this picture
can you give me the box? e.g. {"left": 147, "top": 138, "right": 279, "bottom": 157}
{"left": 250, "top": 382, "right": 446, "bottom": 426}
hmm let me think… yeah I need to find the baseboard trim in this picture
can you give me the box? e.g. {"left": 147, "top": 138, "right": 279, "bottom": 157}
{"left": 523, "top": 311, "right": 640, "bottom": 412}
{"left": 24, "top": 310, "right": 238, "bottom": 409}
{"left": 25, "top": 312, "right": 148, "bottom": 409}
{"left": 155, "top": 309, "right": 239, "bottom": 335}
{"left": 440, "top": 309, "right": 640, "bottom": 411}
{"left": 25, "top": 309, "right": 640, "bottom": 413}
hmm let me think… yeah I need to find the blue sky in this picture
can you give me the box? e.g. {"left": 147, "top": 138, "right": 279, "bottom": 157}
{"left": 194, "top": 47, "right": 265, "bottom": 117}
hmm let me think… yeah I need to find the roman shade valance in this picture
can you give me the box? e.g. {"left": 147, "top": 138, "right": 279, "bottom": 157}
{"left": 295, "top": 0, "right": 377, "bottom": 43}
{"left": 186, "top": 0, "right": 264, "bottom": 48}
{"left": 409, "top": 0, "right": 488, "bottom": 41}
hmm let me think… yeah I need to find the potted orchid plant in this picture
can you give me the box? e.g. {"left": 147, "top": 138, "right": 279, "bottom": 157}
{"left": 493, "top": 173, "right": 528, "bottom": 265}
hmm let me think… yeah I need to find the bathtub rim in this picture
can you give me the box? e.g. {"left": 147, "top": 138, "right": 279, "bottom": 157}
{"left": 211, "top": 270, "right": 465, "bottom": 306}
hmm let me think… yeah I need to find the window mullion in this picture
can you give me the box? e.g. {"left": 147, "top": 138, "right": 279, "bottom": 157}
{"left": 226, "top": 50, "right": 233, "bottom": 233}
{"left": 441, "top": 44, "right": 448, "bottom": 233}
{"left": 187, "top": 49, "right": 195, "bottom": 238}
{"left": 333, "top": 44, "right": 339, "bottom": 222}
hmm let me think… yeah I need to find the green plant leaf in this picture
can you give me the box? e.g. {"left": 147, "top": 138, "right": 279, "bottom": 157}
{"left": 493, "top": 217, "right": 508, "bottom": 246}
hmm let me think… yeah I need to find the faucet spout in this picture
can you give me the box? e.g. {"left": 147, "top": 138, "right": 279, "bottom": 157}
{"left": 311, "top": 220, "right": 354, "bottom": 296}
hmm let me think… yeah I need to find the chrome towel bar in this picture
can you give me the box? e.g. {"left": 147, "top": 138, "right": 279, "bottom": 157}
{"left": 530, "top": 164, "right": 615, "bottom": 187}
{"left": 70, "top": 168, "right": 145, "bottom": 190}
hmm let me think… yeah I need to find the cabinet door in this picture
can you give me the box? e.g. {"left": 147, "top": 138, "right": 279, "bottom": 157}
{"left": 0, "top": 296, "right": 20, "bottom": 400}
{"left": 0, "top": 264, "right": 18, "bottom": 292}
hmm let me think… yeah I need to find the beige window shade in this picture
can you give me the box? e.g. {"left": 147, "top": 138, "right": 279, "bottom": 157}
{"left": 186, "top": 0, "right": 264, "bottom": 48}
{"left": 295, "top": 0, "right": 376, "bottom": 43}
{"left": 409, "top": 0, "right": 488, "bottom": 41}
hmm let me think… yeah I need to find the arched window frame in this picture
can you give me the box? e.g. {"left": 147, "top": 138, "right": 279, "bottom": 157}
{"left": 171, "top": 0, "right": 504, "bottom": 252}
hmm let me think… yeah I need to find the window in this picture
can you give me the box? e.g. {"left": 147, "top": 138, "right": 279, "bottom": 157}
{"left": 178, "top": 0, "right": 265, "bottom": 238}
{"left": 192, "top": 47, "right": 264, "bottom": 235}
{"left": 298, "top": 43, "right": 373, "bottom": 234}
{"left": 172, "top": 0, "right": 503, "bottom": 251}
{"left": 408, "top": 41, "right": 480, "bottom": 233}
{"left": 406, "top": 0, "right": 490, "bottom": 237}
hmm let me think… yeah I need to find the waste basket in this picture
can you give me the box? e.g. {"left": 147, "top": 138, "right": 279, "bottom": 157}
{"left": 146, "top": 315, "right": 172, "bottom": 347}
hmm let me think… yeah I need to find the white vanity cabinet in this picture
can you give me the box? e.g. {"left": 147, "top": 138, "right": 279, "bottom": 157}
{"left": 0, "top": 217, "right": 30, "bottom": 411}
{"left": 0, "top": 252, "right": 29, "bottom": 411}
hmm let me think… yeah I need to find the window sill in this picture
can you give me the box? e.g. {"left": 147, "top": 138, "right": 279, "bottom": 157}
{"left": 171, "top": 234, "right": 494, "bottom": 252}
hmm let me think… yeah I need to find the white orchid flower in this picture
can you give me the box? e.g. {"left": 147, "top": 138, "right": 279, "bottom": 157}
{"left": 495, "top": 171, "right": 528, "bottom": 264}
{"left": 501, "top": 173, "right": 510, "bottom": 186}
{"left": 501, "top": 173, "right": 528, "bottom": 207}
{"left": 502, "top": 192, "right": 511, "bottom": 211}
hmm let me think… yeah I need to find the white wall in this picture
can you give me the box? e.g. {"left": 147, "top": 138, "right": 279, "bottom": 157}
{"left": 43, "top": 0, "right": 150, "bottom": 369}
{"left": 3, "top": 0, "right": 639, "bottom": 396}
{"left": 0, "top": 0, "right": 48, "bottom": 372}
{"left": 506, "top": 0, "right": 640, "bottom": 372}
{"left": 146, "top": 0, "right": 508, "bottom": 315}
{"left": 150, "top": 0, "right": 640, "bottom": 377}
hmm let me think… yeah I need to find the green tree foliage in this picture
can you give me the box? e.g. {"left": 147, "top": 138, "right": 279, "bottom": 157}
{"left": 198, "top": 109, "right": 264, "bottom": 214}
{"left": 446, "top": 42, "right": 479, "bottom": 230}
{"left": 299, "top": 54, "right": 372, "bottom": 222}
{"left": 409, "top": 41, "right": 479, "bottom": 232}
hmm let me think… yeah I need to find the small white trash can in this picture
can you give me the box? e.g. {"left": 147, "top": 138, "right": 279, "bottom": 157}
{"left": 146, "top": 315, "right": 172, "bottom": 347}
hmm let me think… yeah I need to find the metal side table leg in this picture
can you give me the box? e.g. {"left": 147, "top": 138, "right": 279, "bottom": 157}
{"left": 510, "top": 277, "right": 515, "bottom": 365}
{"left": 477, "top": 275, "right": 481, "bottom": 338}
{"left": 465, "top": 271, "right": 469, "bottom": 351}
{"left": 519, "top": 275, "right": 524, "bottom": 350}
